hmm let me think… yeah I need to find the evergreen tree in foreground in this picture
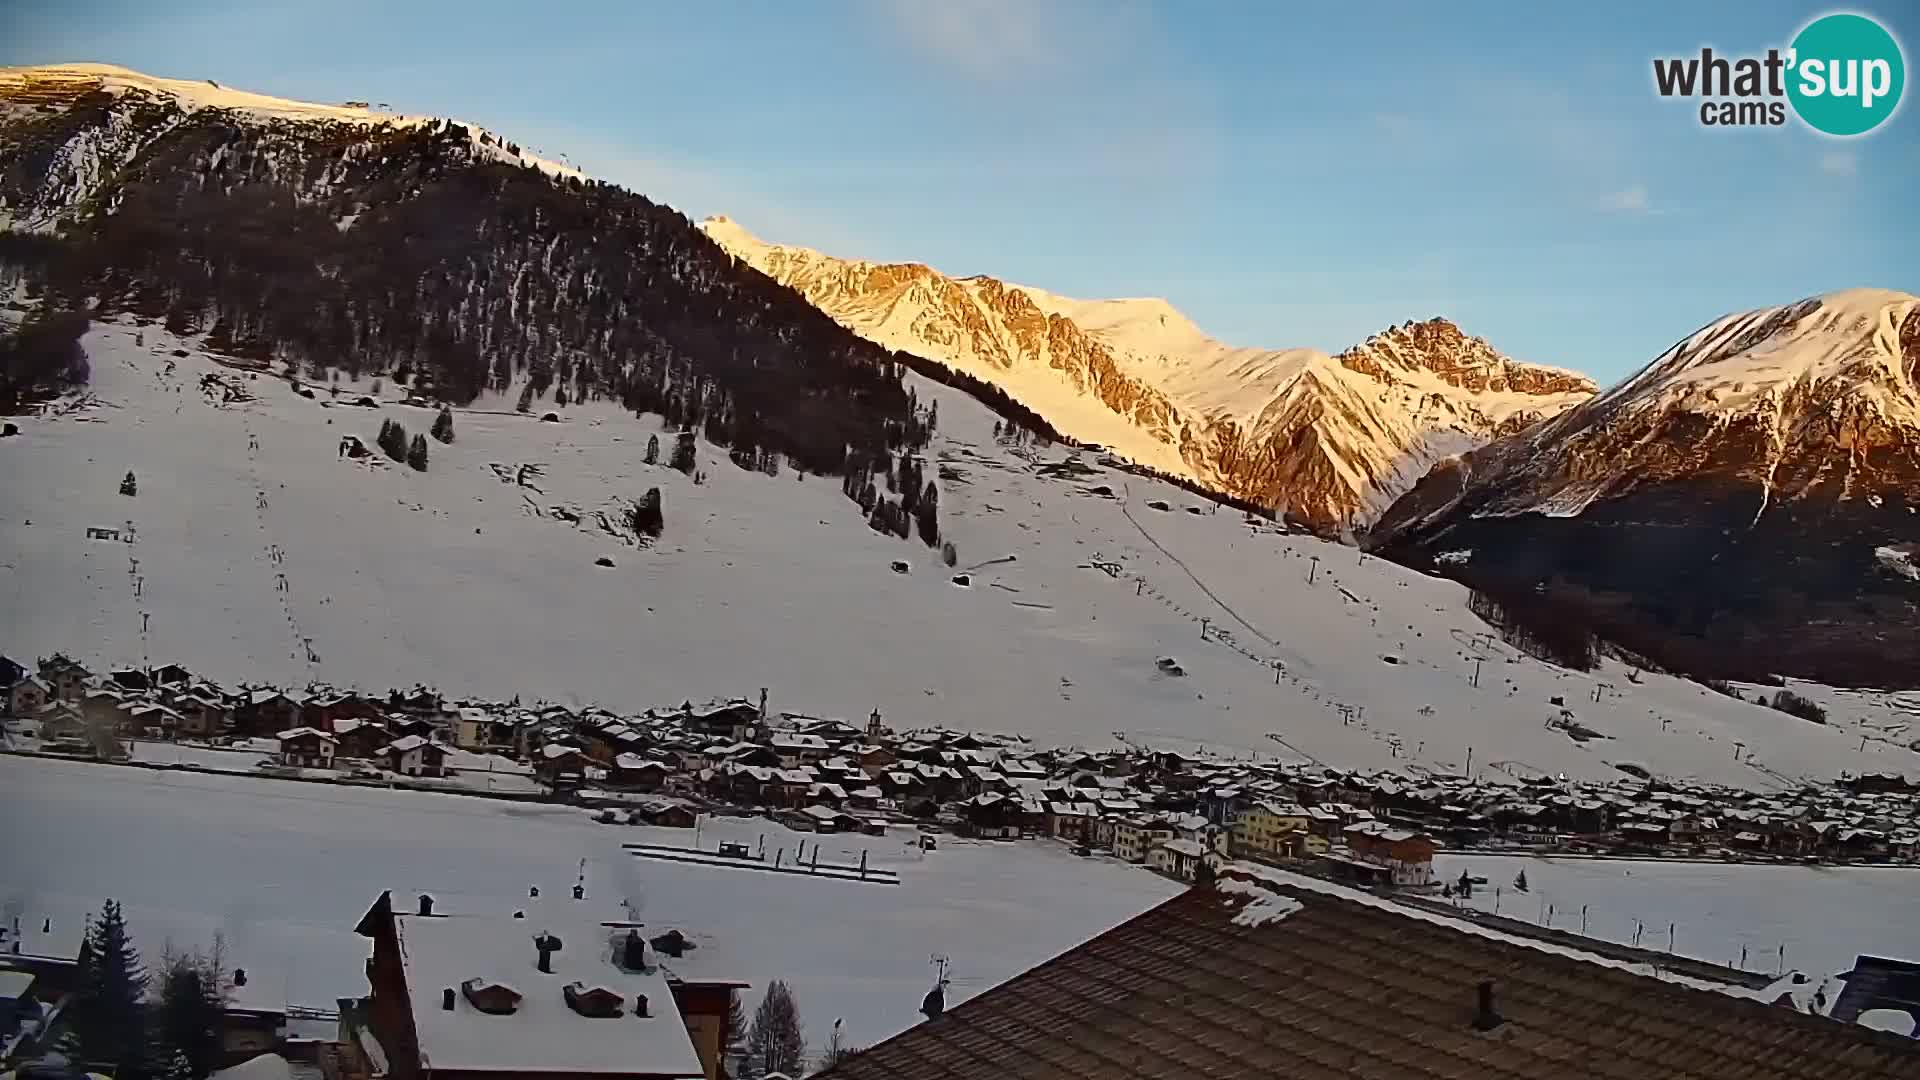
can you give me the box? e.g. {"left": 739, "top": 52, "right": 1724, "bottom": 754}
{"left": 120, "top": 470, "right": 137, "bottom": 496}
{"left": 74, "top": 900, "right": 148, "bottom": 1079}
{"left": 154, "top": 944, "right": 225, "bottom": 1080}
{"left": 644, "top": 433, "right": 660, "bottom": 465}
{"left": 741, "top": 979, "right": 805, "bottom": 1079}
{"left": 431, "top": 406, "right": 455, "bottom": 444}
{"left": 407, "top": 433, "right": 429, "bottom": 472}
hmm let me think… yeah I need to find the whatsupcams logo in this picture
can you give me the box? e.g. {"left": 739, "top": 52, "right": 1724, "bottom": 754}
{"left": 1652, "top": 12, "right": 1905, "bottom": 135}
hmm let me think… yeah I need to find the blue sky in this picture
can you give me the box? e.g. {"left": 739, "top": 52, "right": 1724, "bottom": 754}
{"left": 4, "top": 0, "right": 1915, "bottom": 382}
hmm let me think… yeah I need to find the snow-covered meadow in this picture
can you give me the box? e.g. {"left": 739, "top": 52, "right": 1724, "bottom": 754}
{"left": 2, "top": 322, "right": 1913, "bottom": 790}
{"left": 0, "top": 756, "right": 1179, "bottom": 1048}
{"left": 1434, "top": 851, "right": 1920, "bottom": 983}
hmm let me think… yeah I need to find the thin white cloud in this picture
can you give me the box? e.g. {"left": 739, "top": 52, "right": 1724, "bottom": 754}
{"left": 1373, "top": 112, "right": 1415, "bottom": 140}
{"left": 1819, "top": 150, "right": 1858, "bottom": 177}
{"left": 864, "top": 0, "right": 1060, "bottom": 80}
{"left": 1598, "top": 184, "right": 1651, "bottom": 214}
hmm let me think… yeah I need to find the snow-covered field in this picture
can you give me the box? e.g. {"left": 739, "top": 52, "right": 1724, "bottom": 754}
{"left": 1435, "top": 852, "right": 1920, "bottom": 982}
{"left": 0, "top": 756, "right": 1179, "bottom": 1048}
{"left": 3, "top": 323, "right": 1917, "bottom": 789}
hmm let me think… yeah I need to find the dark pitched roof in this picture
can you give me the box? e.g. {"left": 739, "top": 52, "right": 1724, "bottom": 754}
{"left": 821, "top": 873, "right": 1920, "bottom": 1080}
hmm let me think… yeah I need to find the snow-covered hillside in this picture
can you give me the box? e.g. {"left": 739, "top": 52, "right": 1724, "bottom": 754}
{"left": 701, "top": 216, "right": 1594, "bottom": 528}
{"left": 3, "top": 322, "right": 1914, "bottom": 790}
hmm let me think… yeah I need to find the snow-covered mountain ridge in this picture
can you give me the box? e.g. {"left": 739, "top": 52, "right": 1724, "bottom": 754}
{"left": 1374, "top": 288, "right": 1920, "bottom": 687}
{"left": 0, "top": 62, "right": 583, "bottom": 233}
{"left": 700, "top": 216, "right": 1595, "bottom": 530}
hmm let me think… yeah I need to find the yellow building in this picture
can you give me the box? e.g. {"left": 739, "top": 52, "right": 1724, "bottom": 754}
{"left": 1234, "top": 800, "right": 1324, "bottom": 857}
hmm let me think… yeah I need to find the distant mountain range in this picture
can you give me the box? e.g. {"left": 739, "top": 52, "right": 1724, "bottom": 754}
{"left": 4, "top": 64, "right": 1914, "bottom": 686}
{"left": 1372, "top": 288, "right": 1920, "bottom": 686}
{"left": 701, "top": 216, "right": 1595, "bottom": 530}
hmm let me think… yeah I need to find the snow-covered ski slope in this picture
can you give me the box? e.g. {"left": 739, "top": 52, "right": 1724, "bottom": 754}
{"left": 3, "top": 324, "right": 1915, "bottom": 789}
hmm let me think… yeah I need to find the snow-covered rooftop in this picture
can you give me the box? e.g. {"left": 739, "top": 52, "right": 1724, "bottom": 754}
{"left": 395, "top": 911, "right": 704, "bottom": 1077}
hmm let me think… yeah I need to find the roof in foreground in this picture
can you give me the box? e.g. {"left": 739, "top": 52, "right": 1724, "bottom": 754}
{"left": 817, "top": 868, "right": 1920, "bottom": 1080}
{"left": 395, "top": 912, "right": 705, "bottom": 1078}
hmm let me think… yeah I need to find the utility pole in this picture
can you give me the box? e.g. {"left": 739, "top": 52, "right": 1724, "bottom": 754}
{"left": 1200, "top": 618, "right": 1210, "bottom": 640}
{"left": 1471, "top": 658, "right": 1482, "bottom": 689}
{"left": 1465, "top": 746, "right": 1473, "bottom": 779}
{"left": 1308, "top": 557, "right": 1319, "bottom": 586}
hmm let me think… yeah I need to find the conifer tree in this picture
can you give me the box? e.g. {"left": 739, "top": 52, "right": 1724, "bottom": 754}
{"left": 431, "top": 406, "right": 454, "bottom": 444}
{"left": 644, "top": 433, "right": 659, "bottom": 465}
{"left": 634, "top": 487, "right": 663, "bottom": 538}
{"left": 74, "top": 900, "right": 147, "bottom": 1078}
{"left": 407, "top": 433, "right": 429, "bottom": 471}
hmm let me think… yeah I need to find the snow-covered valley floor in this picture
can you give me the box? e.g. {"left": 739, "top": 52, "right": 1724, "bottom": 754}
{"left": 0, "top": 755, "right": 1181, "bottom": 1048}
{"left": 1434, "top": 851, "right": 1920, "bottom": 986}
{"left": 3, "top": 323, "right": 1914, "bottom": 790}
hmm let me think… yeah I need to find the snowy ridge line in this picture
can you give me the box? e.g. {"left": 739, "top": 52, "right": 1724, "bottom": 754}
{"left": 0, "top": 62, "right": 586, "bottom": 182}
{"left": 700, "top": 215, "right": 1597, "bottom": 528}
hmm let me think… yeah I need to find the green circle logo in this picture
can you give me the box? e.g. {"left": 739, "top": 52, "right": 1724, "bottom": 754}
{"left": 1788, "top": 13, "right": 1905, "bottom": 136}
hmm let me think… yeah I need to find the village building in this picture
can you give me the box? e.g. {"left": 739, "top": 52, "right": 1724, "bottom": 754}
{"left": 332, "top": 717, "right": 393, "bottom": 760}
{"left": 611, "top": 754, "right": 672, "bottom": 791}
{"left": 1233, "top": 800, "right": 1316, "bottom": 858}
{"left": 36, "top": 655, "right": 90, "bottom": 701}
{"left": 277, "top": 727, "right": 337, "bottom": 769}
{"left": 1147, "top": 837, "right": 1212, "bottom": 882}
{"left": 166, "top": 690, "right": 231, "bottom": 737}
{"left": 1332, "top": 820, "right": 1437, "bottom": 887}
{"left": 6, "top": 674, "right": 50, "bottom": 718}
{"left": 349, "top": 891, "right": 726, "bottom": 1080}
{"left": 1112, "top": 816, "right": 1175, "bottom": 864}
{"left": 239, "top": 689, "right": 305, "bottom": 737}
{"left": 382, "top": 734, "right": 449, "bottom": 778}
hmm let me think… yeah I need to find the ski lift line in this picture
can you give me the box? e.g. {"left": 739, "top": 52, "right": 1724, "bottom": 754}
{"left": 1116, "top": 483, "right": 1275, "bottom": 649}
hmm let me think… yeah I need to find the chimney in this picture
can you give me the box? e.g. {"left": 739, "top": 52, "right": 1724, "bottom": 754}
{"left": 234, "top": 968, "right": 248, "bottom": 987}
{"left": 442, "top": 987, "right": 456, "bottom": 1011}
{"left": 529, "top": 885, "right": 540, "bottom": 897}
{"left": 1472, "top": 980, "right": 1503, "bottom": 1031}
{"left": 572, "top": 884, "right": 585, "bottom": 901}
{"left": 418, "top": 893, "right": 435, "bottom": 917}
{"left": 622, "top": 929, "right": 648, "bottom": 971}
{"left": 634, "top": 992, "right": 649, "bottom": 1018}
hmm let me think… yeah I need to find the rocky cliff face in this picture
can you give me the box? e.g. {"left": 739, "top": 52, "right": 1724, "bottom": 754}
{"left": 702, "top": 217, "right": 1595, "bottom": 529}
{"left": 1372, "top": 289, "right": 1920, "bottom": 686}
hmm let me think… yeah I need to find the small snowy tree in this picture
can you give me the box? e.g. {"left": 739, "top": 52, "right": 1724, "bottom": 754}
{"left": 644, "top": 433, "right": 659, "bottom": 465}
{"left": 743, "top": 980, "right": 805, "bottom": 1079}
{"left": 941, "top": 541, "right": 957, "bottom": 568}
{"left": 407, "top": 434, "right": 429, "bottom": 472}
{"left": 670, "top": 432, "right": 697, "bottom": 475}
{"left": 119, "top": 470, "right": 137, "bottom": 497}
{"left": 431, "top": 406, "right": 455, "bottom": 444}
{"left": 633, "top": 487, "right": 663, "bottom": 539}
